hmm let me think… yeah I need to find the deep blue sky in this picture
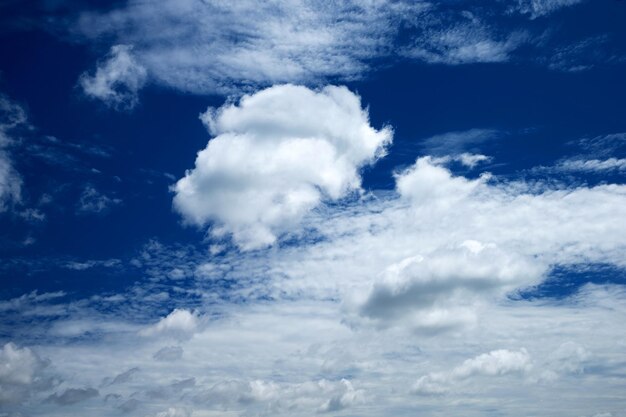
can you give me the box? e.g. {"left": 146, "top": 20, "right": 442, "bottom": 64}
{"left": 1, "top": 2, "right": 626, "bottom": 417}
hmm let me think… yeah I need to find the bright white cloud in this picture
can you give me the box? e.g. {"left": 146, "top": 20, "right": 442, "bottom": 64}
{"left": 173, "top": 84, "right": 392, "bottom": 250}
{"left": 79, "top": 45, "right": 147, "bottom": 110}
{"left": 140, "top": 309, "right": 199, "bottom": 340}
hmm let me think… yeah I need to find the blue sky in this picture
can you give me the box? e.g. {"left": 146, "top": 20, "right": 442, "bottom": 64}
{"left": 1, "top": 1, "right": 626, "bottom": 416}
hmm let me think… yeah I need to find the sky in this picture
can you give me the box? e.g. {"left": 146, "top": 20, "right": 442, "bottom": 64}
{"left": 1, "top": 0, "right": 626, "bottom": 416}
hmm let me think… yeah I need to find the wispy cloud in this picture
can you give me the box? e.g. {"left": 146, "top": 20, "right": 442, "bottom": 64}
{"left": 79, "top": 45, "right": 147, "bottom": 110}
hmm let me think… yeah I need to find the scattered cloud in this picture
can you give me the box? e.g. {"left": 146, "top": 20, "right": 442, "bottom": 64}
{"left": 403, "top": 13, "right": 528, "bottom": 65}
{"left": 76, "top": 1, "right": 425, "bottom": 95}
{"left": 64, "top": 258, "right": 121, "bottom": 270}
{"left": 76, "top": 185, "right": 122, "bottom": 214}
{"left": 79, "top": 44, "right": 147, "bottom": 110}
{"left": 420, "top": 128, "right": 501, "bottom": 155}
{"left": 153, "top": 346, "right": 183, "bottom": 362}
{"left": 513, "top": 0, "right": 585, "bottom": 19}
{"left": 173, "top": 84, "right": 391, "bottom": 250}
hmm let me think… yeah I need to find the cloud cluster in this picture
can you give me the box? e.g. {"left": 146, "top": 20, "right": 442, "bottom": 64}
{"left": 173, "top": 84, "right": 391, "bottom": 249}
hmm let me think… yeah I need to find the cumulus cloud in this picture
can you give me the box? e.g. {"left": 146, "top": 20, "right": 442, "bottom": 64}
{"left": 173, "top": 84, "right": 391, "bottom": 250}
{"left": 0, "top": 343, "right": 50, "bottom": 405}
{"left": 79, "top": 45, "right": 147, "bottom": 110}
{"left": 140, "top": 309, "right": 199, "bottom": 339}
{"left": 412, "top": 349, "right": 532, "bottom": 395}
{"left": 358, "top": 242, "right": 543, "bottom": 331}
{"left": 193, "top": 377, "right": 363, "bottom": 413}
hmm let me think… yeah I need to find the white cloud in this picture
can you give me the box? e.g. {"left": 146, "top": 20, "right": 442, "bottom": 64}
{"left": 0, "top": 94, "right": 27, "bottom": 211}
{"left": 140, "top": 309, "right": 199, "bottom": 340}
{"left": 79, "top": 45, "right": 147, "bottom": 110}
{"left": 412, "top": 349, "right": 531, "bottom": 395}
{"left": 77, "top": 1, "right": 425, "bottom": 95}
{"left": 64, "top": 258, "right": 121, "bottom": 270}
{"left": 173, "top": 84, "right": 391, "bottom": 250}
{"left": 420, "top": 128, "right": 501, "bottom": 155}
{"left": 557, "top": 158, "right": 626, "bottom": 173}
{"left": 514, "top": 0, "right": 584, "bottom": 19}
{"left": 73, "top": 1, "right": 585, "bottom": 98}
{"left": 0, "top": 150, "right": 22, "bottom": 211}
{"left": 0, "top": 343, "right": 50, "bottom": 405}
{"left": 403, "top": 14, "right": 527, "bottom": 65}
{"left": 358, "top": 242, "right": 543, "bottom": 332}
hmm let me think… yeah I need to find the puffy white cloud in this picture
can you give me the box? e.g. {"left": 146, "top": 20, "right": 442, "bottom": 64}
{"left": 79, "top": 45, "right": 147, "bottom": 110}
{"left": 358, "top": 242, "right": 543, "bottom": 331}
{"left": 402, "top": 9, "right": 528, "bottom": 65}
{"left": 140, "top": 309, "right": 199, "bottom": 339}
{"left": 173, "top": 84, "right": 391, "bottom": 250}
{"left": 412, "top": 349, "right": 531, "bottom": 395}
{"left": 0, "top": 343, "right": 50, "bottom": 405}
